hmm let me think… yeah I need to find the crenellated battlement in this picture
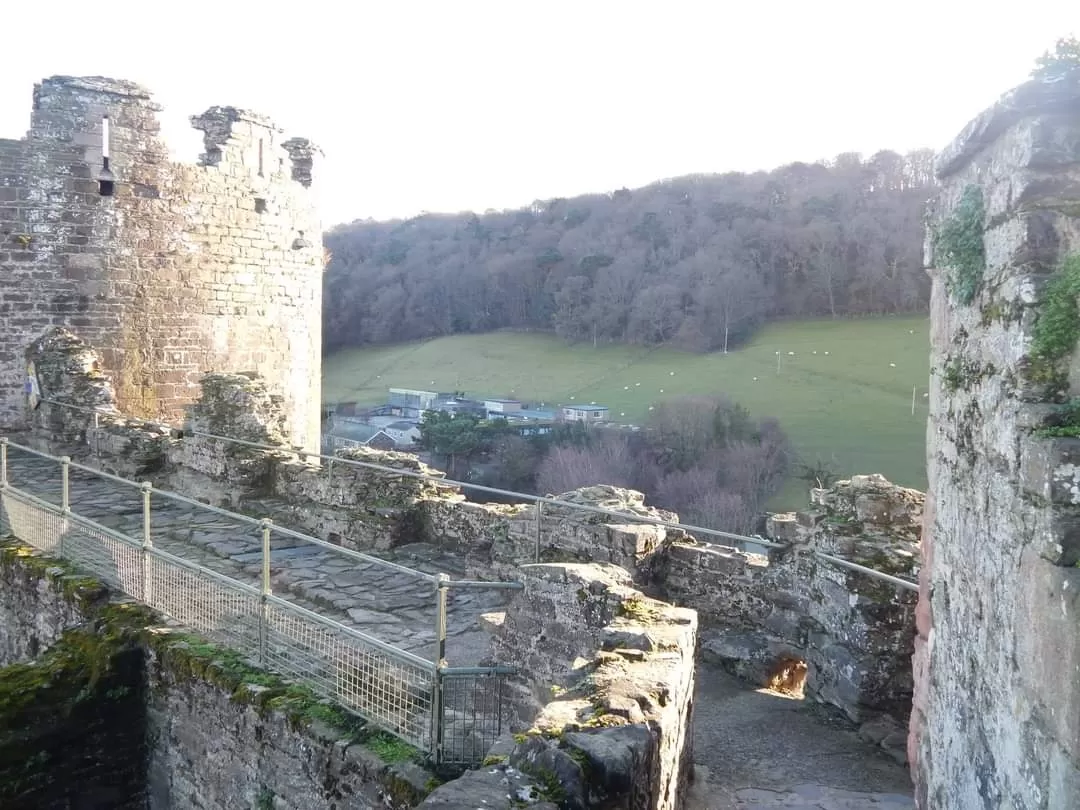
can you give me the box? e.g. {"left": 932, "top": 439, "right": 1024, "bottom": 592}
{"left": 0, "top": 75, "right": 324, "bottom": 453}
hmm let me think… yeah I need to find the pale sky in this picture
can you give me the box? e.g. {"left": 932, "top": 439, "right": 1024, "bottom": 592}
{"left": 1, "top": 1, "right": 1074, "bottom": 227}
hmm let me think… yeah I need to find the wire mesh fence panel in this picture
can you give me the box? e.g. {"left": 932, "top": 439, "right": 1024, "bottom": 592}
{"left": 62, "top": 516, "right": 145, "bottom": 596}
{"left": 264, "top": 601, "right": 435, "bottom": 751}
{"left": 1, "top": 490, "right": 66, "bottom": 554}
{"left": 2, "top": 449, "right": 63, "bottom": 507}
{"left": 1, "top": 441, "right": 525, "bottom": 764}
{"left": 438, "top": 670, "right": 507, "bottom": 765}
{"left": 1, "top": 488, "right": 140, "bottom": 601}
{"left": 146, "top": 553, "right": 263, "bottom": 655}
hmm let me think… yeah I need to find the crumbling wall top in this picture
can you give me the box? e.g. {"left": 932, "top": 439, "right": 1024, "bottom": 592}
{"left": 35, "top": 75, "right": 154, "bottom": 103}
{"left": 935, "top": 77, "right": 1080, "bottom": 179}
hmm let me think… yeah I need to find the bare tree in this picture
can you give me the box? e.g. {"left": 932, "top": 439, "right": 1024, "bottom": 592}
{"left": 535, "top": 434, "right": 638, "bottom": 496}
{"left": 323, "top": 149, "right": 935, "bottom": 352}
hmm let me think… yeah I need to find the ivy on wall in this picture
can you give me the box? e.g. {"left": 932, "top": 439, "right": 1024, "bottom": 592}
{"left": 1028, "top": 253, "right": 1080, "bottom": 390}
{"left": 934, "top": 185, "right": 987, "bottom": 306}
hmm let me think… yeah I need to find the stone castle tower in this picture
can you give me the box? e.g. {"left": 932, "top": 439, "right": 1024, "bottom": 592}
{"left": 0, "top": 76, "right": 323, "bottom": 452}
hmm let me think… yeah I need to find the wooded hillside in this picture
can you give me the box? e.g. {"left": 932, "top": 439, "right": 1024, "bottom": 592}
{"left": 323, "top": 149, "right": 936, "bottom": 353}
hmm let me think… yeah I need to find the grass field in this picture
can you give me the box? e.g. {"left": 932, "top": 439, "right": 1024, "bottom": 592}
{"left": 322, "top": 314, "right": 931, "bottom": 510}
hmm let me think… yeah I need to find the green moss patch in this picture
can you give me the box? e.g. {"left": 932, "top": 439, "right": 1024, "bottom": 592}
{"left": 0, "top": 539, "right": 109, "bottom": 612}
{"left": 938, "top": 355, "right": 996, "bottom": 394}
{"left": 1028, "top": 254, "right": 1080, "bottom": 388}
{"left": 0, "top": 601, "right": 151, "bottom": 807}
{"left": 1035, "top": 398, "right": 1080, "bottom": 438}
{"left": 934, "top": 185, "right": 986, "bottom": 306}
{"left": 2, "top": 539, "right": 431, "bottom": 775}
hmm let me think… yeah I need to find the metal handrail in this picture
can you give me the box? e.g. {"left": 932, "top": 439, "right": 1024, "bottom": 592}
{"left": 190, "top": 428, "right": 791, "bottom": 550}
{"left": 0, "top": 478, "right": 432, "bottom": 664}
{"left": 0, "top": 467, "right": 518, "bottom": 762}
{"left": 32, "top": 399, "right": 923, "bottom": 591}
{"left": 6, "top": 435, "right": 459, "bottom": 586}
{"left": 813, "top": 551, "right": 919, "bottom": 592}
{"left": 42, "top": 396, "right": 782, "bottom": 548}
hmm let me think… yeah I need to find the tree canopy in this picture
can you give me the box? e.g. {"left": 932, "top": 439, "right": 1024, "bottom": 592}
{"left": 323, "top": 149, "right": 936, "bottom": 354}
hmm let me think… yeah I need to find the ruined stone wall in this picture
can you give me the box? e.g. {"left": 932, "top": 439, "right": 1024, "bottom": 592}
{"left": 914, "top": 77, "right": 1080, "bottom": 808}
{"left": 0, "top": 539, "right": 435, "bottom": 810}
{"left": 145, "top": 652, "right": 432, "bottom": 810}
{"left": 0, "top": 76, "right": 323, "bottom": 453}
{"left": 0, "top": 542, "right": 150, "bottom": 809}
{"left": 658, "top": 474, "right": 920, "bottom": 743}
{"left": 18, "top": 345, "right": 921, "bottom": 744}
{"left": 423, "top": 563, "right": 698, "bottom": 810}
{"left": 0, "top": 540, "right": 104, "bottom": 665}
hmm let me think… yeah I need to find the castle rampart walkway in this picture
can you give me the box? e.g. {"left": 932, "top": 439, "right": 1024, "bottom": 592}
{"left": 0, "top": 438, "right": 513, "bottom": 765}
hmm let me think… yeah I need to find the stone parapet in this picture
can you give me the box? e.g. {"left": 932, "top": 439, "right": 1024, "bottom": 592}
{"left": 422, "top": 562, "right": 698, "bottom": 810}
{"left": 915, "top": 71, "right": 1080, "bottom": 809}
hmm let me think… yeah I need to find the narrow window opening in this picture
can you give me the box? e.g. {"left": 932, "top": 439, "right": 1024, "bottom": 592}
{"left": 254, "top": 197, "right": 267, "bottom": 214}
{"left": 98, "top": 115, "right": 115, "bottom": 196}
{"left": 258, "top": 138, "right": 265, "bottom": 177}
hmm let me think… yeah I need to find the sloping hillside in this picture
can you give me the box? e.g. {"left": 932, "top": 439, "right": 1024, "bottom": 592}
{"left": 323, "top": 151, "right": 935, "bottom": 355}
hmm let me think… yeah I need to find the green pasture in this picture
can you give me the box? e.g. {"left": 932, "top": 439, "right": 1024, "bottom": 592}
{"left": 323, "top": 315, "right": 931, "bottom": 509}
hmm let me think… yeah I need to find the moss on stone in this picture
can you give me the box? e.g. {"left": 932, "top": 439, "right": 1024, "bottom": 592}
{"left": 1035, "top": 398, "right": 1080, "bottom": 437}
{"left": 934, "top": 185, "right": 986, "bottom": 306}
{"left": 939, "top": 355, "right": 997, "bottom": 394}
{"left": 979, "top": 298, "right": 1024, "bottom": 327}
{"left": 618, "top": 596, "right": 661, "bottom": 623}
{"left": 0, "top": 601, "right": 150, "bottom": 724}
{"left": 1, "top": 538, "right": 431, "bottom": 769}
{"left": 1028, "top": 254, "right": 1080, "bottom": 389}
{"left": 0, "top": 539, "right": 109, "bottom": 612}
{"left": 531, "top": 768, "right": 567, "bottom": 804}
{"left": 364, "top": 731, "right": 421, "bottom": 764}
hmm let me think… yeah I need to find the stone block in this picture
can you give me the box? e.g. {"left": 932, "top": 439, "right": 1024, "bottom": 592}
{"left": 1020, "top": 436, "right": 1080, "bottom": 506}
{"left": 1026, "top": 114, "right": 1080, "bottom": 170}
{"left": 1040, "top": 510, "right": 1080, "bottom": 566}
{"left": 766, "top": 511, "right": 799, "bottom": 541}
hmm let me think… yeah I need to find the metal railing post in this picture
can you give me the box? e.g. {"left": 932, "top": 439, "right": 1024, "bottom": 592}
{"left": 0, "top": 437, "right": 7, "bottom": 487}
{"left": 141, "top": 481, "right": 153, "bottom": 603}
{"left": 431, "top": 573, "right": 449, "bottom": 764}
{"left": 59, "top": 456, "right": 71, "bottom": 557}
{"left": 534, "top": 500, "right": 544, "bottom": 563}
{"left": 60, "top": 456, "right": 71, "bottom": 512}
{"left": 260, "top": 518, "right": 273, "bottom": 665}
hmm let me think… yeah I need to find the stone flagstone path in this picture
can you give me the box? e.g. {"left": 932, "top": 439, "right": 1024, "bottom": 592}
{"left": 2, "top": 451, "right": 507, "bottom": 666}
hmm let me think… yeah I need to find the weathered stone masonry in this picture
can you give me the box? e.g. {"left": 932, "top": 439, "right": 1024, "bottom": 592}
{"left": 0, "top": 540, "right": 437, "bottom": 810}
{"left": 662, "top": 475, "right": 920, "bottom": 739}
{"left": 422, "top": 563, "right": 698, "bottom": 810}
{"left": 913, "top": 77, "right": 1080, "bottom": 809}
{"left": 25, "top": 338, "right": 921, "bottom": 754}
{"left": 0, "top": 75, "right": 323, "bottom": 453}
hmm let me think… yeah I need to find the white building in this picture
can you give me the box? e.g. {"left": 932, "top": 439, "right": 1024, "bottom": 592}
{"left": 484, "top": 399, "right": 522, "bottom": 418}
{"left": 561, "top": 404, "right": 609, "bottom": 422}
